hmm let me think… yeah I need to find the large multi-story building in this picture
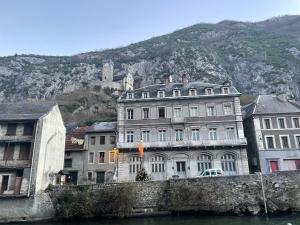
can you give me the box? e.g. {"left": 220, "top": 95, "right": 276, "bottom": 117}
{"left": 116, "top": 76, "right": 249, "bottom": 181}
{"left": 0, "top": 102, "right": 65, "bottom": 196}
{"left": 243, "top": 95, "right": 300, "bottom": 173}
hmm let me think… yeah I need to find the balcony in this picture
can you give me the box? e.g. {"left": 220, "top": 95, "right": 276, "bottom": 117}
{"left": 0, "top": 160, "right": 31, "bottom": 168}
{"left": 0, "top": 136, "right": 32, "bottom": 142}
{"left": 117, "top": 138, "right": 247, "bottom": 149}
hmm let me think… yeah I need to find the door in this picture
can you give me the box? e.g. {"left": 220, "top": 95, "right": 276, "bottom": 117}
{"left": 96, "top": 172, "right": 105, "bottom": 184}
{"left": 270, "top": 161, "right": 279, "bottom": 172}
{"left": 1, "top": 176, "right": 9, "bottom": 194}
{"left": 68, "top": 171, "right": 78, "bottom": 185}
{"left": 176, "top": 161, "right": 186, "bottom": 178}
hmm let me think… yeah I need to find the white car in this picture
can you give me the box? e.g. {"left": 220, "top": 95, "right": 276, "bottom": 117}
{"left": 198, "top": 168, "right": 224, "bottom": 177}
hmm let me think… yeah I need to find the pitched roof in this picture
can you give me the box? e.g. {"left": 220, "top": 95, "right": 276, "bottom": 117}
{"left": 242, "top": 95, "right": 300, "bottom": 118}
{"left": 86, "top": 121, "right": 117, "bottom": 133}
{"left": 0, "top": 102, "right": 56, "bottom": 121}
{"left": 65, "top": 126, "right": 88, "bottom": 152}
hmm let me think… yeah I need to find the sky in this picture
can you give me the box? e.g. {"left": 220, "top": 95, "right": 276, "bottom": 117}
{"left": 0, "top": 0, "right": 300, "bottom": 56}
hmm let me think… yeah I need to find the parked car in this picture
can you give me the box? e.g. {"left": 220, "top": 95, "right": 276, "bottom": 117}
{"left": 198, "top": 168, "right": 224, "bottom": 177}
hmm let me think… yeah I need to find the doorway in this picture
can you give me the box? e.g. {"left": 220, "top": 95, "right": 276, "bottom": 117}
{"left": 96, "top": 172, "right": 105, "bottom": 184}
{"left": 1, "top": 175, "right": 9, "bottom": 194}
{"left": 176, "top": 161, "right": 186, "bottom": 178}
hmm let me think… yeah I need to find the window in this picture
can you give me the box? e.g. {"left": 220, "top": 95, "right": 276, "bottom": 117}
{"left": 87, "top": 172, "right": 93, "bottom": 181}
{"left": 173, "top": 90, "right": 181, "bottom": 97}
{"left": 90, "top": 136, "right": 95, "bottom": 145}
{"left": 19, "top": 143, "right": 31, "bottom": 160}
{"left": 293, "top": 118, "right": 300, "bottom": 128}
{"left": 197, "top": 154, "right": 212, "bottom": 173}
{"left": 206, "top": 88, "right": 213, "bottom": 95}
{"left": 98, "top": 152, "right": 105, "bottom": 163}
{"left": 109, "top": 151, "right": 116, "bottom": 163}
{"left": 209, "top": 128, "right": 217, "bottom": 140}
{"left": 280, "top": 135, "right": 290, "bottom": 149}
{"left": 3, "top": 143, "right": 14, "bottom": 160}
{"left": 151, "top": 155, "right": 165, "bottom": 173}
{"left": 265, "top": 136, "right": 275, "bottom": 149}
{"left": 127, "top": 131, "right": 134, "bottom": 143}
{"left": 207, "top": 105, "right": 215, "bottom": 116}
{"left": 142, "top": 130, "right": 150, "bottom": 142}
{"left": 192, "top": 128, "right": 200, "bottom": 141}
{"left": 23, "top": 123, "right": 34, "bottom": 136}
{"left": 295, "top": 135, "right": 300, "bottom": 148}
{"left": 1, "top": 175, "right": 9, "bottom": 192}
{"left": 226, "top": 127, "right": 235, "bottom": 139}
{"left": 174, "top": 107, "right": 182, "bottom": 118}
{"left": 88, "top": 152, "right": 95, "bottom": 163}
{"left": 159, "top": 129, "right": 166, "bottom": 142}
{"left": 157, "top": 91, "right": 165, "bottom": 98}
{"left": 110, "top": 136, "right": 116, "bottom": 144}
{"left": 127, "top": 109, "right": 134, "bottom": 120}
{"left": 223, "top": 87, "right": 229, "bottom": 94}
{"left": 189, "top": 89, "right": 197, "bottom": 96}
{"left": 142, "top": 108, "right": 150, "bottom": 119}
{"left": 277, "top": 118, "right": 286, "bottom": 129}
{"left": 100, "top": 136, "right": 105, "bottom": 145}
{"left": 142, "top": 92, "right": 149, "bottom": 99}
{"left": 6, "top": 123, "right": 17, "bottom": 136}
{"left": 263, "top": 118, "right": 271, "bottom": 129}
{"left": 129, "top": 156, "right": 141, "bottom": 173}
{"left": 64, "top": 159, "right": 72, "bottom": 168}
{"left": 190, "top": 106, "right": 198, "bottom": 117}
{"left": 221, "top": 154, "right": 236, "bottom": 175}
{"left": 175, "top": 129, "right": 183, "bottom": 141}
{"left": 223, "top": 103, "right": 232, "bottom": 115}
{"left": 158, "top": 107, "right": 165, "bottom": 118}
{"left": 127, "top": 93, "right": 133, "bottom": 99}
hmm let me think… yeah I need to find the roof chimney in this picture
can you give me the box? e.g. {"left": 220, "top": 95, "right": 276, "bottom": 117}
{"left": 182, "top": 74, "right": 188, "bottom": 86}
{"left": 164, "top": 74, "right": 173, "bottom": 85}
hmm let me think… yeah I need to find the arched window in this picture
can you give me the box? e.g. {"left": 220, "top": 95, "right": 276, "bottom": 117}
{"left": 151, "top": 155, "right": 165, "bottom": 173}
{"left": 197, "top": 154, "right": 212, "bottom": 173}
{"left": 129, "top": 156, "right": 141, "bottom": 174}
{"left": 221, "top": 153, "right": 236, "bottom": 175}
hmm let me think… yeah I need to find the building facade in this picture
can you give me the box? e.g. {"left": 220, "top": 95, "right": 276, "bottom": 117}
{"left": 0, "top": 102, "right": 65, "bottom": 196}
{"left": 243, "top": 95, "right": 300, "bottom": 173}
{"left": 117, "top": 77, "right": 249, "bottom": 181}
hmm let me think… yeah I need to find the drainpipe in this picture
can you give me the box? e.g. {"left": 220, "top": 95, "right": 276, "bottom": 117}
{"left": 27, "top": 120, "right": 39, "bottom": 197}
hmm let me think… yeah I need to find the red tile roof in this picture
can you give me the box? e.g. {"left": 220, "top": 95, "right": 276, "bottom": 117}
{"left": 65, "top": 126, "right": 88, "bottom": 152}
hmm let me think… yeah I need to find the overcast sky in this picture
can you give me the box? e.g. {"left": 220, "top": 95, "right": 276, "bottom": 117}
{"left": 0, "top": 0, "right": 300, "bottom": 56}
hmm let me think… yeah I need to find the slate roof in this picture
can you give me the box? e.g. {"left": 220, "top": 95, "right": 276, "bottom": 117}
{"left": 242, "top": 95, "right": 300, "bottom": 119}
{"left": 86, "top": 121, "right": 117, "bottom": 133}
{"left": 119, "top": 81, "right": 240, "bottom": 101}
{"left": 65, "top": 126, "right": 88, "bottom": 152}
{"left": 0, "top": 102, "right": 56, "bottom": 121}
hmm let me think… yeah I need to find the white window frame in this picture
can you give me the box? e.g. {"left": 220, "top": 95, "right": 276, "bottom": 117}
{"left": 264, "top": 135, "right": 276, "bottom": 149}
{"left": 127, "top": 93, "right": 134, "bottom": 99}
{"left": 223, "top": 102, "right": 233, "bottom": 116}
{"left": 191, "top": 128, "right": 200, "bottom": 141}
{"left": 190, "top": 105, "right": 198, "bottom": 117}
{"left": 206, "top": 104, "right": 216, "bottom": 117}
{"left": 158, "top": 106, "right": 166, "bottom": 119}
{"left": 87, "top": 171, "right": 93, "bottom": 181}
{"left": 173, "top": 89, "right": 181, "bottom": 97}
{"left": 109, "top": 151, "right": 116, "bottom": 163}
{"left": 205, "top": 88, "right": 214, "bottom": 95}
{"left": 175, "top": 129, "right": 183, "bottom": 142}
{"left": 157, "top": 91, "right": 165, "bottom": 98}
{"left": 174, "top": 107, "right": 183, "bottom": 118}
{"left": 294, "top": 134, "right": 300, "bottom": 148}
{"left": 208, "top": 128, "right": 217, "bottom": 140}
{"left": 98, "top": 151, "right": 105, "bottom": 164}
{"left": 277, "top": 117, "right": 286, "bottom": 129}
{"left": 88, "top": 151, "right": 95, "bottom": 164}
{"left": 0, "top": 174, "right": 11, "bottom": 192}
{"left": 126, "top": 108, "right": 134, "bottom": 120}
{"left": 226, "top": 127, "right": 235, "bottom": 139}
{"left": 126, "top": 130, "right": 134, "bottom": 143}
{"left": 142, "top": 92, "right": 149, "bottom": 99}
{"left": 222, "top": 87, "right": 230, "bottom": 94}
{"left": 141, "top": 130, "right": 150, "bottom": 143}
{"left": 142, "top": 107, "right": 150, "bottom": 119}
{"left": 279, "top": 135, "right": 290, "bottom": 149}
{"left": 189, "top": 89, "right": 197, "bottom": 96}
{"left": 292, "top": 117, "right": 300, "bottom": 128}
{"left": 158, "top": 129, "right": 167, "bottom": 142}
{"left": 263, "top": 118, "right": 272, "bottom": 129}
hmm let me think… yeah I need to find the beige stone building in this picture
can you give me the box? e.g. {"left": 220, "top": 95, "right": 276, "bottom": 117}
{"left": 0, "top": 102, "right": 65, "bottom": 196}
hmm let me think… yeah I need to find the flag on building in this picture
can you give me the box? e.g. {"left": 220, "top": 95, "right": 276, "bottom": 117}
{"left": 138, "top": 141, "right": 144, "bottom": 158}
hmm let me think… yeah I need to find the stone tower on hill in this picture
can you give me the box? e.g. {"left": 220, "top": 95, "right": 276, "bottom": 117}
{"left": 101, "top": 61, "right": 114, "bottom": 82}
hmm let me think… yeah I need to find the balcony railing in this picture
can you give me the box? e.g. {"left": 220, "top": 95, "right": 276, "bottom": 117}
{"left": 117, "top": 138, "right": 247, "bottom": 149}
{"left": 0, "top": 136, "right": 32, "bottom": 142}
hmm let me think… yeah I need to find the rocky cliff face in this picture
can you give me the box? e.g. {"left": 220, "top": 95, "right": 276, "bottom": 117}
{"left": 1, "top": 15, "right": 300, "bottom": 122}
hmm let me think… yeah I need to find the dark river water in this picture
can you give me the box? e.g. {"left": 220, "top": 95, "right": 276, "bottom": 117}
{"left": 5, "top": 215, "right": 300, "bottom": 225}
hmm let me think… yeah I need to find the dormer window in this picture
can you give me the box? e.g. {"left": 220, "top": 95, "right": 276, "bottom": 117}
{"left": 173, "top": 90, "right": 181, "bottom": 97}
{"left": 222, "top": 87, "right": 229, "bottom": 94}
{"left": 189, "top": 89, "right": 197, "bottom": 96}
{"left": 157, "top": 91, "right": 165, "bottom": 98}
{"left": 127, "top": 93, "right": 134, "bottom": 99}
{"left": 142, "top": 92, "right": 149, "bottom": 99}
{"left": 205, "top": 88, "right": 213, "bottom": 95}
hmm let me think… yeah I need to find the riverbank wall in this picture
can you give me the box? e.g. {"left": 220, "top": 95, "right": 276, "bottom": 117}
{"left": 2, "top": 171, "right": 300, "bottom": 222}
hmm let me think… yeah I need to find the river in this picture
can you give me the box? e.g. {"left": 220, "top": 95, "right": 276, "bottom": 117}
{"left": 2, "top": 215, "right": 300, "bottom": 225}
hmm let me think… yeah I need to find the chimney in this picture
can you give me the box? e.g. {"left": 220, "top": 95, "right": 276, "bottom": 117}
{"left": 182, "top": 74, "right": 188, "bottom": 86}
{"left": 164, "top": 74, "right": 172, "bottom": 85}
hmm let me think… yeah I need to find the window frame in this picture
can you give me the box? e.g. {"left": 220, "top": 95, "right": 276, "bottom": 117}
{"left": 264, "top": 135, "right": 276, "bottom": 149}
{"left": 205, "top": 88, "right": 214, "bottom": 95}
{"left": 158, "top": 107, "right": 166, "bottom": 118}
{"left": 142, "top": 107, "right": 150, "bottom": 119}
{"left": 190, "top": 105, "right": 198, "bottom": 117}
{"left": 64, "top": 158, "right": 72, "bottom": 168}
{"left": 126, "top": 108, "right": 134, "bottom": 120}
{"left": 294, "top": 134, "right": 300, "bottom": 148}
{"left": 189, "top": 89, "right": 197, "bottom": 96}
{"left": 100, "top": 136, "right": 105, "bottom": 145}
{"left": 127, "top": 93, "right": 134, "bottom": 99}
{"left": 98, "top": 151, "right": 105, "bottom": 164}
{"left": 109, "top": 151, "right": 116, "bottom": 163}
{"left": 223, "top": 102, "right": 233, "bottom": 116}
{"left": 88, "top": 152, "right": 95, "bottom": 164}
{"left": 141, "top": 130, "right": 150, "bottom": 143}
{"left": 126, "top": 130, "right": 134, "bottom": 143}
{"left": 173, "top": 107, "right": 183, "bottom": 118}
{"left": 158, "top": 129, "right": 167, "bottom": 142}
{"left": 208, "top": 128, "right": 217, "bottom": 140}
{"left": 279, "top": 135, "right": 290, "bottom": 149}
{"left": 87, "top": 171, "right": 93, "bottom": 181}
{"left": 157, "top": 91, "right": 165, "bottom": 98}
{"left": 206, "top": 104, "right": 216, "bottom": 117}
{"left": 263, "top": 118, "right": 272, "bottom": 129}
{"left": 173, "top": 89, "right": 181, "bottom": 97}
{"left": 175, "top": 129, "right": 183, "bottom": 142}
{"left": 277, "top": 117, "right": 286, "bottom": 129}
{"left": 222, "top": 87, "right": 230, "bottom": 94}
{"left": 142, "top": 92, "right": 149, "bottom": 99}
{"left": 191, "top": 128, "right": 200, "bottom": 141}
{"left": 292, "top": 117, "right": 300, "bottom": 128}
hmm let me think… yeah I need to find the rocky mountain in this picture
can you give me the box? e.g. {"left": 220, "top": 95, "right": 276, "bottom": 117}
{"left": 1, "top": 15, "right": 300, "bottom": 123}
